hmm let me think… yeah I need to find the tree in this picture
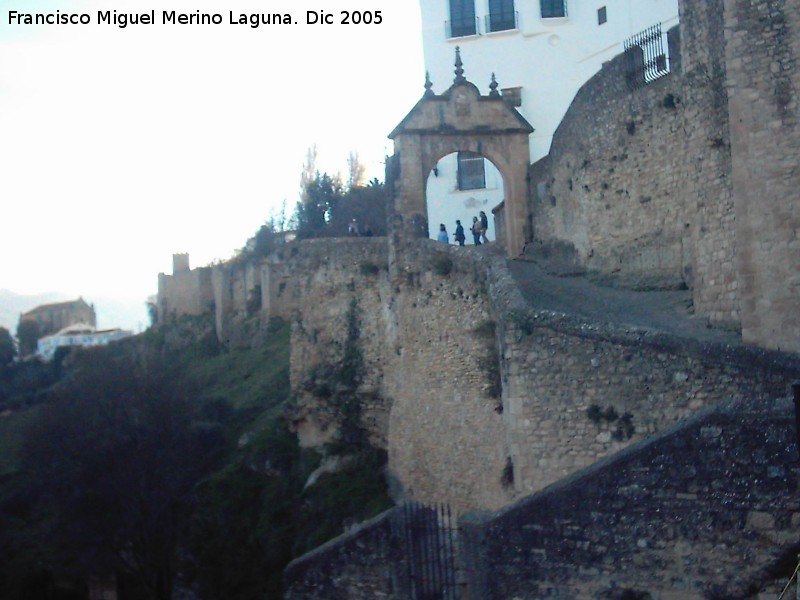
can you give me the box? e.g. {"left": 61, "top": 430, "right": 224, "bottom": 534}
{"left": 16, "top": 320, "right": 39, "bottom": 357}
{"left": 327, "top": 180, "right": 388, "bottom": 237}
{"left": 346, "top": 151, "right": 366, "bottom": 190}
{"left": 0, "top": 327, "right": 15, "bottom": 366}
{"left": 145, "top": 297, "right": 158, "bottom": 326}
{"left": 268, "top": 199, "right": 290, "bottom": 233}
{"left": 298, "top": 145, "right": 318, "bottom": 204}
{"left": 22, "top": 346, "right": 222, "bottom": 600}
{"left": 295, "top": 171, "right": 343, "bottom": 239}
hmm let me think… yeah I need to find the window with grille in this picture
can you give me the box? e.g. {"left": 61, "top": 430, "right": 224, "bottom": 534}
{"left": 540, "top": 0, "right": 567, "bottom": 18}
{"left": 448, "top": 0, "right": 476, "bottom": 37}
{"left": 488, "top": 0, "right": 516, "bottom": 32}
{"left": 598, "top": 6, "right": 607, "bottom": 24}
{"left": 624, "top": 24, "right": 670, "bottom": 89}
{"left": 457, "top": 152, "right": 486, "bottom": 190}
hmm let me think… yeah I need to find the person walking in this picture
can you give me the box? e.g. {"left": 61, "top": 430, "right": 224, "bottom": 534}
{"left": 479, "top": 211, "right": 489, "bottom": 243}
{"left": 437, "top": 223, "right": 449, "bottom": 243}
{"left": 453, "top": 220, "right": 466, "bottom": 246}
{"left": 471, "top": 216, "right": 482, "bottom": 245}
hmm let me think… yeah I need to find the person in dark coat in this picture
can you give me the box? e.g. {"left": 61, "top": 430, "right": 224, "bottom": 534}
{"left": 479, "top": 211, "right": 489, "bottom": 243}
{"left": 453, "top": 220, "right": 466, "bottom": 246}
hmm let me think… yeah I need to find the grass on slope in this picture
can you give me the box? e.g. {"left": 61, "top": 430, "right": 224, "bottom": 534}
{"left": 183, "top": 321, "right": 291, "bottom": 431}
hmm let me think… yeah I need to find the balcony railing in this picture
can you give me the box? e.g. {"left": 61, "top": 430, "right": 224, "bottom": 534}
{"left": 624, "top": 23, "right": 670, "bottom": 89}
{"left": 445, "top": 16, "right": 479, "bottom": 38}
{"left": 485, "top": 10, "right": 518, "bottom": 33}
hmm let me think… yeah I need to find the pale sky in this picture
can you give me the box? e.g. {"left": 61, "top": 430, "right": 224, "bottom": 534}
{"left": 0, "top": 0, "right": 424, "bottom": 328}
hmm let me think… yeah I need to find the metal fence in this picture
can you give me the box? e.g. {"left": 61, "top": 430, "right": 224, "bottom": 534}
{"left": 624, "top": 23, "right": 670, "bottom": 90}
{"left": 399, "top": 502, "right": 459, "bottom": 600}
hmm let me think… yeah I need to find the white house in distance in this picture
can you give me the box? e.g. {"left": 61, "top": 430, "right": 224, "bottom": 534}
{"left": 419, "top": 0, "right": 679, "bottom": 241}
{"left": 36, "top": 323, "right": 133, "bottom": 361}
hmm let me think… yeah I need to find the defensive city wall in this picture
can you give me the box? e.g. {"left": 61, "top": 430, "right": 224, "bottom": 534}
{"left": 159, "top": 234, "right": 800, "bottom": 512}
{"left": 154, "top": 0, "right": 800, "bottom": 594}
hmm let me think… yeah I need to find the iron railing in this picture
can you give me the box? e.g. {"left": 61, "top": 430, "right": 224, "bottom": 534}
{"left": 624, "top": 23, "right": 670, "bottom": 89}
{"left": 400, "top": 502, "right": 458, "bottom": 600}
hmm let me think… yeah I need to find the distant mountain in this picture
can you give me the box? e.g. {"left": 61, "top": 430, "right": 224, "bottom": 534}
{"left": 0, "top": 290, "right": 149, "bottom": 334}
{"left": 0, "top": 290, "right": 68, "bottom": 332}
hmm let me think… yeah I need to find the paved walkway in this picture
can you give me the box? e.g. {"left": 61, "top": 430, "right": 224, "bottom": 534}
{"left": 505, "top": 257, "right": 741, "bottom": 346}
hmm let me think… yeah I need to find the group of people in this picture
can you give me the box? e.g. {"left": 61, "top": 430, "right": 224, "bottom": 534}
{"left": 437, "top": 211, "right": 490, "bottom": 246}
{"left": 348, "top": 219, "right": 374, "bottom": 237}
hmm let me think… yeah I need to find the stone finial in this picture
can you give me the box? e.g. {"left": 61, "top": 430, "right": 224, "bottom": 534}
{"left": 454, "top": 46, "right": 466, "bottom": 84}
{"left": 489, "top": 73, "right": 500, "bottom": 97}
{"left": 424, "top": 71, "right": 434, "bottom": 97}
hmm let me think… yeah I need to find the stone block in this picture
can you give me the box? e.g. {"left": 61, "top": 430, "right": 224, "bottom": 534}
{"left": 746, "top": 511, "right": 775, "bottom": 530}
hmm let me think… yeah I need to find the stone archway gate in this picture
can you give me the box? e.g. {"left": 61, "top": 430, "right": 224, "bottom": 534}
{"left": 388, "top": 49, "right": 534, "bottom": 256}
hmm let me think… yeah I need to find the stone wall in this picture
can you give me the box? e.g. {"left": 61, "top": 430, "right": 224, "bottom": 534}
{"left": 724, "top": 0, "right": 800, "bottom": 352}
{"left": 283, "top": 510, "right": 401, "bottom": 600}
{"left": 270, "top": 237, "right": 514, "bottom": 513}
{"left": 284, "top": 384, "right": 800, "bottom": 599}
{"left": 211, "top": 259, "right": 262, "bottom": 346}
{"left": 529, "top": 0, "right": 739, "bottom": 326}
{"left": 499, "top": 310, "right": 795, "bottom": 497}
{"left": 273, "top": 235, "right": 800, "bottom": 514}
{"left": 156, "top": 266, "right": 214, "bottom": 323}
{"left": 265, "top": 238, "right": 393, "bottom": 449}
{"left": 460, "top": 394, "right": 800, "bottom": 599}
{"left": 529, "top": 51, "right": 692, "bottom": 291}
{"left": 383, "top": 241, "right": 513, "bottom": 512}
{"left": 679, "top": 0, "right": 739, "bottom": 327}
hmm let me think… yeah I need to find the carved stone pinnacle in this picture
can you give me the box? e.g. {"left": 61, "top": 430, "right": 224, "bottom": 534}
{"left": 454, "top": 46, "right": 466, "bottom": 84}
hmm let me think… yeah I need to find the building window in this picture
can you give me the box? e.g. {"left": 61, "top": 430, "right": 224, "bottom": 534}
{"left": 448, "top": 0, "right": 477, "bottom": 37}
{"left": 597, "top": 6, "right": 607, "bottom": 25}
{"left": 457, "top": 152, "right": 486, "bottom": 190}
{"left": 487, "top": 0, "right": 516, "bottom": 32}
{"left": 540, "top": 0, "right": 567, "bottom": 18}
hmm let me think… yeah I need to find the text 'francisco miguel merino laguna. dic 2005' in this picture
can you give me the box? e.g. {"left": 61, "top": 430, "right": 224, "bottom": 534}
{"left": 7, "top": 9, "right": 384, "bottom": 28}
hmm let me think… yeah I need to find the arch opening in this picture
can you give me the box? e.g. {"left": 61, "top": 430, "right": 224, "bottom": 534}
{"left": 425, "top": 151, "right": 506, "bottom": 245}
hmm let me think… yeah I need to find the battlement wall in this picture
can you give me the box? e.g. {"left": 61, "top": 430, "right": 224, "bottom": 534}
{"left": 156, "top": 267, "right": 214, "bottom": 323}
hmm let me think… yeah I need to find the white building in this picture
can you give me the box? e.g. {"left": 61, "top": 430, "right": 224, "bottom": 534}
{"left": 419, "top": 0, "right": 679, "bottom": 240}
{"left": 36, "top": 323, "right": 133, "bottom": 361}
